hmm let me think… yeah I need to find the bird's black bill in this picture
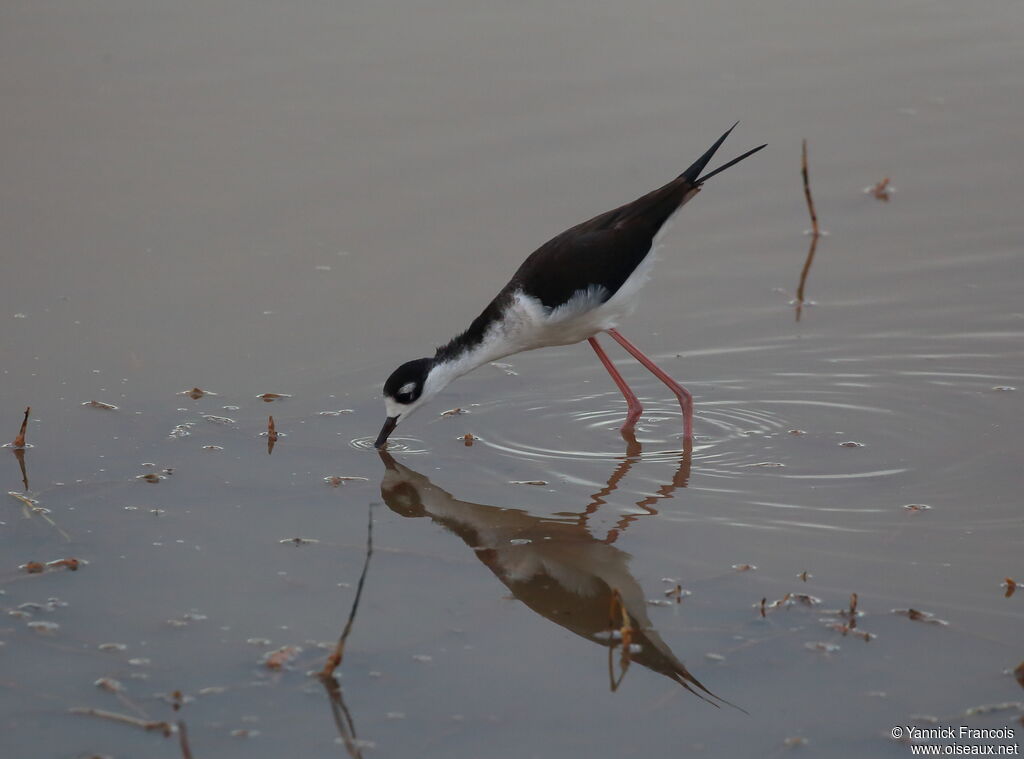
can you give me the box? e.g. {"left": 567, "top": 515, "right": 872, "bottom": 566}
{"left": 374, "top": 416, "right": 399, "bottom": 449}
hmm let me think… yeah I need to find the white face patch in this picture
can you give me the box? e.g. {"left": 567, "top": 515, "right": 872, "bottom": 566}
{"left": 398, "top": 381, "right": 417, "bottom": 396}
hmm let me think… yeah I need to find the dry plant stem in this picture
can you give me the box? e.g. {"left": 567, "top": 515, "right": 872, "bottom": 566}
{"left": 318, "top": 506, "right": 373, "bottom": 759}
{"left": 320, "top": 506, "right": 374, "bottom": 680}
{"left": 801, "top": 139, "right": 820, "bottom": 238}
{"left": 795, "top": 139, "right": 823, "bottom": 321}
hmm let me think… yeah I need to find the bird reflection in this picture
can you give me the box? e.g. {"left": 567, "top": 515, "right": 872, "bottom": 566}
{"left": 378, "top": 446, "right": 731, "bottom": 707}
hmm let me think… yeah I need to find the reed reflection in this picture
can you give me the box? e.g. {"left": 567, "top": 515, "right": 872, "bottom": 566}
{"left": 378, "top": 447, "right": 733, "bottom": 707}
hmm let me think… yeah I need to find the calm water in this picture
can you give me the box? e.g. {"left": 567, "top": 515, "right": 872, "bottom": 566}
{"left": 2, "top": 1, "right": 1022, "bottom": 757}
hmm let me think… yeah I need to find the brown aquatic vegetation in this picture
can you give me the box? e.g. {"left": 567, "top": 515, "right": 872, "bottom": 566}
{"left": 894, "top": 607, "right": 949, "bottom": 626}
{"left": 867, "top": 177, "right": 892, "bottom": 201}
{"left": 462, "top": 433, "right": 475, "bottom": 446}
{"left": 1003, "top": 577, "right": 1020, "bottom": 598}
{"left": 11, "top": 406, "right": 29, "bottom": 448}
{"left": 258, "top": 392, "right": 291, "bottom": 402}
{"left": 263, "top": 645, "right": 301, "bottom": 671}
{"left": 181, "top": 387, "right": 210, "bottom": 399}
{"left": 20, "top": 557, "right": 81, "bottom": 574}
{"left": 325, "top": 475, "right": 369, "bottom": 487}
{"left": 794, "top": 139, "right": 822, "bottom": 321}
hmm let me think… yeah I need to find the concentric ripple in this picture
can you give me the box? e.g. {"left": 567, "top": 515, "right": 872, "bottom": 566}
{"left": 476, "top": 390, "right": 798, "bottom": 474}
{"left": 349, "top": 436, "right": 431, "bottom": 455}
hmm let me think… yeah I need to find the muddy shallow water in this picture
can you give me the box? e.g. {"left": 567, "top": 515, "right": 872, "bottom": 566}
{"left": 2, "top": 1, "right": 1022, "bottom": 757}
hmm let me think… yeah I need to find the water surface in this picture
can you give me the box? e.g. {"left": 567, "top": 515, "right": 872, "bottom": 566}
{"left": 2, "top": 1, "right": 1022, "bottom": 757}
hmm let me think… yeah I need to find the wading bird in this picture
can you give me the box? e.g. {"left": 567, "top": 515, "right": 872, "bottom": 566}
{"left": 375, "top": 124, "right": 764, "bottom": 449}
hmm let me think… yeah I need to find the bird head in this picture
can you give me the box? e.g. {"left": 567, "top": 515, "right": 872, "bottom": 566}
{"left": 374, "top": 357, "right": 439, "bottom": 448}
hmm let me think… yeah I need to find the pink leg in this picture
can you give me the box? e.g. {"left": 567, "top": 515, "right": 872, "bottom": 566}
{"left": 606, "top": 328, "right": 693, "bottom": 442}
{"left": 588, "top": 336, "right": 643, "bottom": 428}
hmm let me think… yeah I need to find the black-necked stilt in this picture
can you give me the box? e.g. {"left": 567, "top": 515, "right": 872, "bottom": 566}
{"left": 374, "top": 124, "right": 765, "bottom": 449}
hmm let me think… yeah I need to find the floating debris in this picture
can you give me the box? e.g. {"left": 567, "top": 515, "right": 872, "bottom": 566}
{"left": 318, "top": 409, "right": 354, "bottom": 416}
{"left": 94, "top": 677, "right": 125, "bottom": 693}
{"left": 324, "top": 475, "right": 369, "bottom": 487}
{"left": 1014, "top": 662, "right": 1024, "bottom": 689}
{"left": 798, "top": 570, "right": 812, "bottom": 582}
{"left": 741, "top": 461, "right": 785, "bottom": 468}
{"left": 82, "top": 400, "right": 118, "bottom": 410}
{"left": 262, "top": 645, "right": 301, "bottom": 670}
{"left": 180, "top": 387, "right": 215, "bottom": 400}
{"left": 893, "top": 608, "right": 949, "bottom": 626}
{"left": 733, "top": 564, "right": 757, "bottom": 572}
{"left": 202, "top": 415, "right": 236, "bottom": 425}
{"left": 992, "top": 386, "right": 1016, "bottom": 392}
{"left": 98, "top": 642, "right": 128, "bottom": 652}
{"left": 168, "top": 422, "right": 195, "bottom": 439}
{"left": 805, "top": 641, "right": 840, "bottom": 654}
{"left": 462, "top": 433, "right": 476, "bottom": 446}
{"left": 258, "top": 393, "right": 292, "bottom": 403}
{"left": 19, "top": 557, "right": 79, "bottom": 574}
{"left": 903, "top": 503, "right": 932, "bottom": 512}
{"left": 1003, "top": 577, "right": 1022, "bottom": 598}
{"left": 441, "top": 407, "right": 468, "bottom": 416}
{"left": 510, "top": 480, "right": 547, "bottom": 486}
{"left": 788, "top": 428, "right": 807, "bottom": 436}
{"left": 664, "top": 584, "right": 691, "bottom": 603}
{"left": 838, "top": 441, "right": 865, "bottom": 448}
{"left": 783, "top": 736, "right": 810, "bottom": 748}
{"left": 266, "top": 416, "right": 278, "bottom": 454}
{"left": 864, "top": 177, "right": 893, "bottom": 201}
{"left": 136, "top": 473, "right": 163, "bottom": 483}
{"left": 280, "top": 537, "right": 319, "bottom": 547}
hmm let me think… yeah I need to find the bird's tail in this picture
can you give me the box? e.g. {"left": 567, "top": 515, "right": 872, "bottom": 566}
{"left": 680, "top": 122, "right": 766, "bottom": 186}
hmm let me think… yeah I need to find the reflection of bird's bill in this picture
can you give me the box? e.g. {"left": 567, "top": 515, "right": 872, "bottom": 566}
{"left": 375, "top": 450, "right": 737, "bottom": 709}
{"left": 373, "top": 416, "right": 398, "bottom": 449}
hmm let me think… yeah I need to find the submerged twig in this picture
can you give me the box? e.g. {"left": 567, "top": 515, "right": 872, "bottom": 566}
{"left": 70, "top": 707, "right": 174, "bottom": 736}
{"left": 177, "top": 718, "right": 194, "bottom": 759}
{"left": 795, "top": 139, "right": 823, "bottom": 321}
{"left": 7, "top": 491, "right": 71, "bottom": 542}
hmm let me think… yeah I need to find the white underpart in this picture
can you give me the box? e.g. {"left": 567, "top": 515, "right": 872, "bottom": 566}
{"left": 388, "top": 206, "right": 687, "bottom": 425}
